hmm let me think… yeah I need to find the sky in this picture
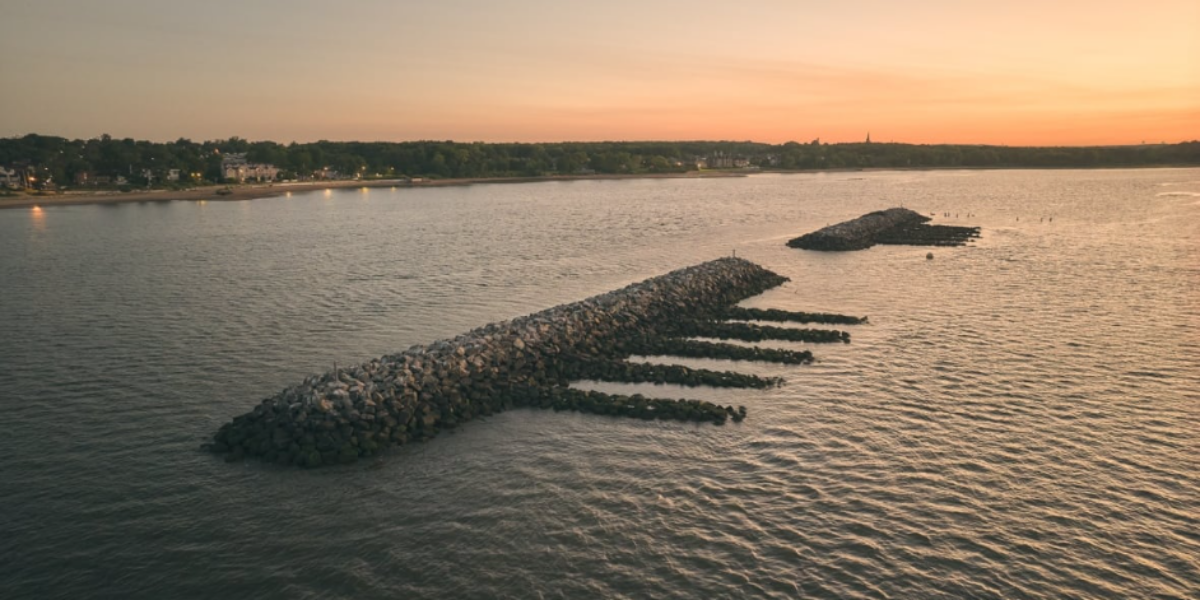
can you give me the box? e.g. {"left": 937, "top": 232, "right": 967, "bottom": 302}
{"left": 1, "top": 0, "right": 1197, "bottom": 145}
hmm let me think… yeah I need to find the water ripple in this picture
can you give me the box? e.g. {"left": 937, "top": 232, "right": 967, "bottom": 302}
{"left": 1, "top": 169, "right": 1198, "bottom": 599}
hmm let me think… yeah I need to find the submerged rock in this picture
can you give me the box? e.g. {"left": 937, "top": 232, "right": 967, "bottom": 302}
{"left": 718, "top": 307, "right": 867, "bottom": 325}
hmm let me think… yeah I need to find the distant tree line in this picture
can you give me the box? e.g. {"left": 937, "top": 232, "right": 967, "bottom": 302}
{"left": 771, "top": 139, "right": 1200, "bottom": 169}
{"left": 2, "top": 133, "right": 1197, "bottom": 188}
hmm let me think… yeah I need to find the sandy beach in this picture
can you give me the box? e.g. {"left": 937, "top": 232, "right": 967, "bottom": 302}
{"left": 0, "top": 171, "right": 748, "bottom": 211}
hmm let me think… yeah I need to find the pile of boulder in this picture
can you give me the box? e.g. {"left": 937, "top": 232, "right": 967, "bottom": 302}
{"left": 207, "top": 258, "right": 866, "bottom": 468}
{"left": 787, "top": 208, "right": 980, "bottom": 250}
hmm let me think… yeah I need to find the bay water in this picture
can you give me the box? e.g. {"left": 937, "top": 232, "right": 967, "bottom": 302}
{"left": 1, "top": 169, "right": 1197, "bottom": 599}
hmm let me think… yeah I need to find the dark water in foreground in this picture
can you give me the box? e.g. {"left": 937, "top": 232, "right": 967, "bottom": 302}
{"left": 1, "top": 169, "right": 1197, "bottom": 599}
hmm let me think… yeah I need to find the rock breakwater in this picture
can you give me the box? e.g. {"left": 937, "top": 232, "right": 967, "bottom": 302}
{"left": 787, "top": 208, "right": 980, "bottom": 251}
{"left": 875, "top": 222, "right": 982, "bottom": 247}
{"left": 206, "top": 258, "right": 863, "bottom": 468}
{"left": 668, "top": 321, "right": 852, "bottom": 344}
{"left": 718, "top": 307, "right": 867, "bottom": 325}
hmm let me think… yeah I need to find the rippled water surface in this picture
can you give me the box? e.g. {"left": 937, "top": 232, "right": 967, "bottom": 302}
{"left": 2, "top": 169, "right": 1198, "bottom": 599}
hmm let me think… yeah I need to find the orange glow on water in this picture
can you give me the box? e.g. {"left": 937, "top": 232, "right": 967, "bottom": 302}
{"left": 30, "top": 206, "right": 45, "bottom": 231}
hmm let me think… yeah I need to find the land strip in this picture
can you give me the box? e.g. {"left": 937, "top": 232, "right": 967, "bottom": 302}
{"left": 0, "top": 171, "right": 747, "bottom": 211}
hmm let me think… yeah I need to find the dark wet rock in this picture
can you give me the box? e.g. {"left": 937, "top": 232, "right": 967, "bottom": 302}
{"left": 669, "top": 321, "right": 851, "bottom": 344}
{"left": 563, "top": 358, "right": 783, "bottom": 389}
{"left": 491, "top": 385, "right": 737, "bottom": 425}
{"left": 876, "top": 223, "right": 981, "bottom": 247}
{"left": 718, "top": 307, "right": 867, "bottom": 325}
{"left": 617, "top": 337, "right": 815, "bottom": 365}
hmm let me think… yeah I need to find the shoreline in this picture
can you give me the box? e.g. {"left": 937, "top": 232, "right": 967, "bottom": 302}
{"left": 0, "top": 171, "right": 748, "bottom": 211}
{"left": 4, "top": 163, "right": 1194, "bottom": 211}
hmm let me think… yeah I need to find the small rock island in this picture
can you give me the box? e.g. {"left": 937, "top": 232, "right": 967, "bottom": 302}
{"left": 787, "top": 208, "right": 980, "bottom": 251}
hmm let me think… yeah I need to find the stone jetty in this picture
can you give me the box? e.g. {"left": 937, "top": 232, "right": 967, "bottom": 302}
{"left": 206, "top": 258, "right": 864, "bottom": 468}
{"left": 787, "top": 208, "right": 980, "bottom": 251}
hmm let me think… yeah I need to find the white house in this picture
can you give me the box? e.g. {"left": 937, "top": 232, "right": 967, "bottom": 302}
{"left": 0, "top": 166, "right": 21, "bottom": 189}
{"left": 221, "top": 153, "right": 280, "bottom": 183}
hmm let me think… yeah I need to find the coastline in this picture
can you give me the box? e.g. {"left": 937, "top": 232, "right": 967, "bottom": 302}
{"left": 0, "top": 171, "right": 748, "bottom": 211}
{"left": 8, "top": 163, "right": 1191, "bottom": 211}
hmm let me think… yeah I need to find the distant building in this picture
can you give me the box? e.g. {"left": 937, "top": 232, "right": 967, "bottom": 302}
{"left": 314, "top": 166, "right": 341, "bottom": 180}
{"left": 73, "top": 172, "right": 115, "bottom": 186}
{"left": 222, "top": 153, "right": 279, "bottom": 183}
{"left": 0, "top": 166, "right": 21, "bottom": 189}
{"left": 167, "top": 169, "right": 181, "bottom": 182}
{"left": 703, "top": 152, "right": 751, "bottom": 169}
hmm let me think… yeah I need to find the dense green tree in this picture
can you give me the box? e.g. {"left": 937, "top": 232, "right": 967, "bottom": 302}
{"left": 1, "top": 134, "right": 1197, "bottom": 188}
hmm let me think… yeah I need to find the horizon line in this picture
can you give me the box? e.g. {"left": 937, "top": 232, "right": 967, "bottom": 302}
{"left": 4, "top": 132, "right": 1198, "bottom": 149}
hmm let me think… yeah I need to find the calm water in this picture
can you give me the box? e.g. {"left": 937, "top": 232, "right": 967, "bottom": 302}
{"left": 1, "top": 169, "right": 1197, "bottom": 599}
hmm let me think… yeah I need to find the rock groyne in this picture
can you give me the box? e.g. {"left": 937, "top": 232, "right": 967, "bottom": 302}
{"left": 206, "top": 258, "right": 863, "bottom": 468}
{"left": 787, "top": 208, "right": 980, "bottom": 251}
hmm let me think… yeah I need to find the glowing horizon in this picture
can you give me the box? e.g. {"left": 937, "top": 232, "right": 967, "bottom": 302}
{"left": 2, "top": 0, "right": 1196, "bottom": 146}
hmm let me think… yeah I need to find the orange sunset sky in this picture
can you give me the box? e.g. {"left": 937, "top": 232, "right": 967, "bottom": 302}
{"left": 2, "top": 0, "right": 1197, "bottom": 145}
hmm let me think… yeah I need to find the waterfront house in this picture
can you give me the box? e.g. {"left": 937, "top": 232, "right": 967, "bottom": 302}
{"left": 703, "top": 153, "right": 752, "bottom": 169}
{"left": 1, "top": 165, "right": 21, "bottom": 189}
{"left": 222, "top": 153, "right": 280, "bottom": 183}
{"left": 73, "top": 172, "right": 115, "bottom": 186}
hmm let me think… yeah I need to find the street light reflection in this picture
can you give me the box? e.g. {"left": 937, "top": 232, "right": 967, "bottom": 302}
{"left": 30, "top": 205, "right": 45, "bottom": 231}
